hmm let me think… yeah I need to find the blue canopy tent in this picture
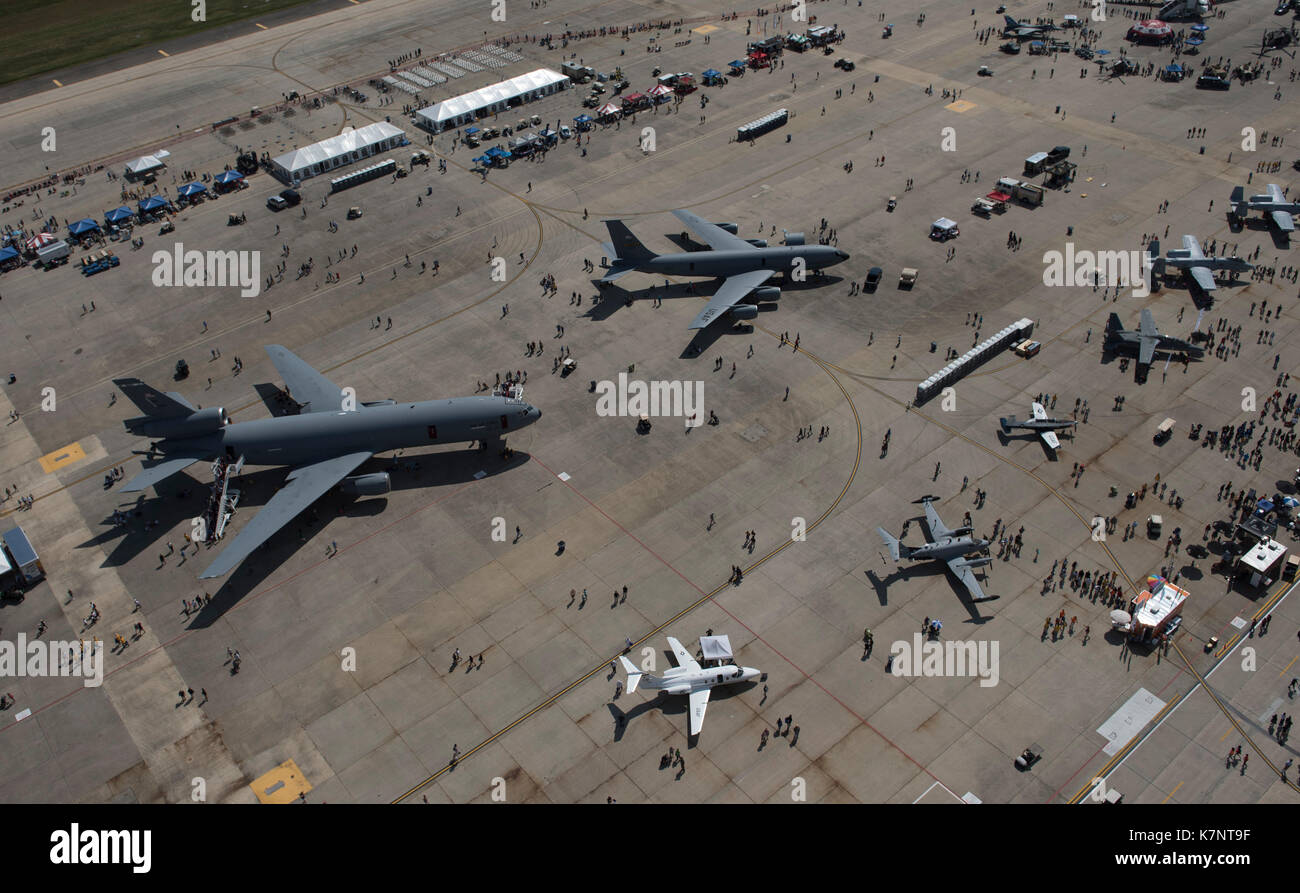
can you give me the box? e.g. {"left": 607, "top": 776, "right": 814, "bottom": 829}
{"left": 464, "top": 126, "right": 480, "bottom": 135}
{"left": 138, "top": 195, "right": 170, "bottom": 213}
{"left": 728, "top": 59, "right": 746, "bottom": 72}
{"left": 214, "top": 170, "right": 244, "bottom": 185}
{"left": 573, "top": 113, "right": 594, "bottom": 131}
{"left": 702, "top": 68, "right": 724, "bottom": 85}
{"left": 68, "top": 218, "right": 101, "bottom": 236}
{"left": 0, "top": 245, "right": 19, "bottom": 266}
{"left": 177, "top": 182, "right": 207, "bottom": 198}
{"left": 105, "top": 206, "right": 133, "bottom": 225}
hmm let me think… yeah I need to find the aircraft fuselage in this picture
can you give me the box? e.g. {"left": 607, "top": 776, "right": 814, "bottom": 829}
{"left": 635, "top": 245, "right": 848, "bottom": 278}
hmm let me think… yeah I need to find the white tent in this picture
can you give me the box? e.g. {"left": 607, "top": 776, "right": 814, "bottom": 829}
{"left": 699, "top": 635, "right": 733, "bottom": 661}
{"left": 271, "top": 122, "right": 406, "bottom": 182}
{"left": 414, "top": 69, "right": 570, "bottom": 132}
{"left": 124, "top": 150, "right": 170, "bottom": 177}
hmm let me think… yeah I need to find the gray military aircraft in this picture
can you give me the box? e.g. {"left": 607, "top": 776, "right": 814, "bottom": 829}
{"left": 1148, "top": 236, "right": 1253, "bottom": 293}
{"left": 115, "top": 345, "right": 542, "bottom": 579}
{"left": 599, "top": 209, "right": 850, "bottom": 329}
{"left": 1002, "top": 14, "right": 1059, "bottom": 38}
{"left": 1104, "top": 308, "right": 1204, "bottom": 368}
{"left": 999, "top": 401, "right": 1077, "bottom": 451}
{"left": 876, "top": 497, "right": 997, "bottom": 602}
{"left": 1230, "top": 184, "right": 1299, "bottom": 234}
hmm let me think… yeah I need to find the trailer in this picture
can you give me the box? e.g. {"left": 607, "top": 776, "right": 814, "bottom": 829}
{"left": 1, "top": 526, "right": 44, "bottom": 583}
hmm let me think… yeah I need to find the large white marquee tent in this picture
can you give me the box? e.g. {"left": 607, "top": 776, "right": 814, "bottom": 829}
{"left": 271, "top": 122, "right": 407, "bottom": 183}
{"left": 414, "top": 69, "right": 570, "bottom": 133}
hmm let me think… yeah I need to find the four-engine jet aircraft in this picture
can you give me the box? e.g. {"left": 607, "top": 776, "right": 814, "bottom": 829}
{"left": 876, "top": 497, "right": 998, "bottom": 602}
{"left": 1002, "top": 14, "right": 1059, "bottom": 38}
{"left": 1148, "top": 236, "right": 1253, "bottom": 293}
{"left": 999, "top": 401, "right": 1077, "bottom": 451}
{"left": 115, "top": 345, "right": 542, "bottom": 579}
{"left": 620, "top": 637, "right": 764, "bottom": 735}
{"left": 599, "top": 209, "right": 850, "bottom": 329}
{"left": 1104, "top": 308, "right": 1204, "bottom": 368}
{"left": 1230, "top": 184, "right": 1299, "bottom": 233}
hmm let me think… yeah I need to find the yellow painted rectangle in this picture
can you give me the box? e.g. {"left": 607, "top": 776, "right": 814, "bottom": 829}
{"left": 158, "top": 49, "right": 170, "bottom": 57}
{"left": 40, "top": 442, "right": 85, "bottom": 473}
{"left": 52, "top": 79, "right": 63, "bottom": 87}
{"left": 256, "top": 23, "right": 268, "bottom": 30}
{"left": 251, "top": 758, "right": 312, "bottom": 803}
{"left": 946, "top": 100, "right": 976, "bottom": 113}
{"left": 693, "top": 24, "right": 718, "bottom": 34}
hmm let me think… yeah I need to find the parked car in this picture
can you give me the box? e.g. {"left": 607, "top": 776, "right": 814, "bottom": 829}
{"left": 864, "top": 267, "right": 883, "bottom": 291}
{"left": 280, "top": 189, "right": 301, "bottom": 207}
{"left": 266, "top": 195, "right": 288, "bottom": 211}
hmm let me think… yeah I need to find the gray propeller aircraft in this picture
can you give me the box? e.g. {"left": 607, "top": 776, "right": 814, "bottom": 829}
{"left": 115, "top": 345, "right": 542, "bottom": 579}
{"left": 1148, "top": 236, "right": 1253, "bottom": 293}
{"left": 599, "top": 209, "right": 850, "bottom": 329}
{"left": 620, "top": 637, "right": 764, "bottom": 736}
{"left": 1002, "top": 14, "right": 1059, "bottom": 38}
{"left": 1104, "top": 308, "right": 1204, "bottom": 368}
{"left": 1230, "top": 184, "right": 1299, "bottom": 234}
{"left": 876, "top": 497, "right": 998, "bottom": 603}
{"left": 999, "top": 401, "right": 1077, "bottom": 451}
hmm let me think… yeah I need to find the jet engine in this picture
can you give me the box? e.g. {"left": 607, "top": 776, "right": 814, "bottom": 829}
{"left": 959, "top": 556, "right": 993, "bottom": 568}
{"left": 784, "top": 232, "right": 806, "bottom": 246}
{"left": 126, "top": 406, "right": 228, "bottom": 439}
{"left": 339, "top": 472, "right": 391, "bottom": 496}
{"left": 949, "top": 525, "right": 973, "bottom": 537}
{"left": 745, "top": 238, "right": 769, "bottom": 248}
{"left": 712, "top": 222, "right": 739, "bottom": 234}
{"left": 752, "top": 286, "right": 781, "bottom": 301}
{"left": 726, "top": 304, "right": 759, "bottom": 320}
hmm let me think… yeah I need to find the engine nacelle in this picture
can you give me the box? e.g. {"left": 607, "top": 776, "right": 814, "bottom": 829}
{"left": 361, "top": 399, "right": 396, "bottom": 407}
{"left": 726, "top": 304, "right": 759, "bottom": 320}
{"left": 744, "top": 238, "right": 768, "bottom": 248}
{"left": 784, "top": 232, "right": 806, "bottom": 246}
{"left": 961, "top": 556, "right": 993, "bottom": 568}
{"left": 752, "top": 286, "right": 781, "bottom": 301}
{"left": 339, "top": 472, "right": 391, "bottom": 496}
{"left": 712, "top": 222, "right": 739, "bottom": 234}
{"left": 949, "top": 525, "right": 973, "bottom": 536}
{"left": 127, "top": 406, "right": 228, "bottom": 439}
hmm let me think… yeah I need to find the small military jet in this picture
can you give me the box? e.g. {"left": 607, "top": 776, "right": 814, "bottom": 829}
{"left": 876, "top": 497, "right": 998, "bottom": 603}
{"left": 1002, "top": 14, "right": 1059, "bottom": 39}
{"left": 1230, "top": 184, "right": 1299, "bottom": 234}
{"left": 999, "top": 402, "right": 1077, "bottom": 451}
{"left": 1104, "top": 308, "right": 1204, "bottom": 369}
{"left": 619, "top": 636, "right": 763, "bottom": 736}
{"left": 599, "top": 209, "right": 850, "bottom": 329}
{"left": 1148, "top": 236, "right": 1253, "bottom": 293}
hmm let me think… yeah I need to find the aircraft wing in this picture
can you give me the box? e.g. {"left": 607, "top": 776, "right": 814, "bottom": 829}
{"left": 947, "top": 559, "right": 992, "bottom": 602}
{"left": 1031, "top": 401, "right": 1048, "bottom": 420}
{"left": 1180, "top": 235, "right": 1203, "bottom": 258}
{"left": 688, "top": 268, "right": 776, "bottom": 329}
{"left": 122, "top": 455, "right": 205, "bottom": 492}
{"left": 666, "top": 636, "right": 701, "bottom": 672}
{"left": 1138, "top": 336, "right": 1156, "bottom": 367}
{"left": 1187, "top": 265, "right": 1217, "bottom": 291}
{"left": 1268, "top": 183, "right": 1287, "bottom": 203}
{"left": 688, "top": 687, "right": 710, "bottom": 736}
{"left": 1041, "top": 430, "right": 1061, "bottom": 451}
{"left": 1271, "top": 210, "right": 1296, "bottom": 233}
{"left": 922, "top": 500, "right": 951, "bottom": 540}
{"left": 265, "top": 345, "right": 347, "bottom": 414}
{"left": 671, "top": 209, "right": 753, "bottom": 251}
{"left": 197, "top": 450, "right": 372, "bottom": 579}
{"left": 1138, "top": 308, "right": 1159, "bottom": 339}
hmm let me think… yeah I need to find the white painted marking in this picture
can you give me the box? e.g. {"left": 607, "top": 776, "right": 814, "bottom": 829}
{"left": 558, "top": 472, "right": 571, "bottom": 481}
{"left": 961, "top": 792, "right": 982, "bottom": 804}
{"left": 14, "top": 708, "right": 30, "bottom": 721}
{"left": 1258, "top": 697, "right": 1284, "bottom": 724}
{"left": 1230, "top": 616, "right": 1248, "bottom": 629}
{"left": 1098, "top": 688, "right": 1165, "bottom": 755}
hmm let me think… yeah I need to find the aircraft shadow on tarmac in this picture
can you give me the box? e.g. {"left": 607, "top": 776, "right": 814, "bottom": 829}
{"left": 606, "top": 680, "right": 756, "bottom": 749}
{"left": 84, "top": 446, "right": 532, "bottom": 625}
{"left": 995, "top": 428, "right": 1065, "bottom": 461}
{"left": 862, "top": 563, "right": 993, "bottom": 625}
{"left": 1225, "top": 214, "right": 1292, "bottom": 251}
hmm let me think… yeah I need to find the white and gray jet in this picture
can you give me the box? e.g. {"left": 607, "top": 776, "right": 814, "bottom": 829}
{"left": 599, "top": 209, "right": 850, "bottom": 329}
{"left": 999, "top": 401, "right": 1077, "bottom": 451}
{"left": 115, "top": 345, "right": 541, "bottom": 579}
{"left": 1148, "top": 236, "right": 1253, "bottom": 293}
{"left": 620, "top": 636, "right": 764, "bottom": 735}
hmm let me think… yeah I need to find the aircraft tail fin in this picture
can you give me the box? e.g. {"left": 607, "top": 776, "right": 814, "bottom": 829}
{"left": 1146, "top": 239, "right": 1164, "bottom": 276}
{"left": 876, "top": 527, "right": 903, "bottom": 562}
{"left": 619, "top": 655, "right": 643, "bottom": 692}
{"left": 999, "top": 415, "right": 1017, "bottom": 433}
{"left": 1229, "top": 185, "right": 1247, "bottom": 215}
{"left": 1105, "top": 313, "right": 1124, "bottom": 337}
{"left": 602, "top": 220, "right": 656, "bottom": 264}
{"left": 1004, "top": 14, "right": 1020, "bottom": 28}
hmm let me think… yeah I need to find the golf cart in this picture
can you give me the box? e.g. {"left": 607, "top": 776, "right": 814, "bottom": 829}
{"left": 887, "top": 196, "right": 898, "bottom": 212}
{"left": 159, "top": 220, "right": 175, "bottom": 235}
{"left": 347, "top": 206, "right": 363, "bottom": 219}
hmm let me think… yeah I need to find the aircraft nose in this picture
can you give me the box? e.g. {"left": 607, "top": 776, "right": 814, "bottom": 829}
{"left": 530, "top": 405, "right": 542, "bottom": 422}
